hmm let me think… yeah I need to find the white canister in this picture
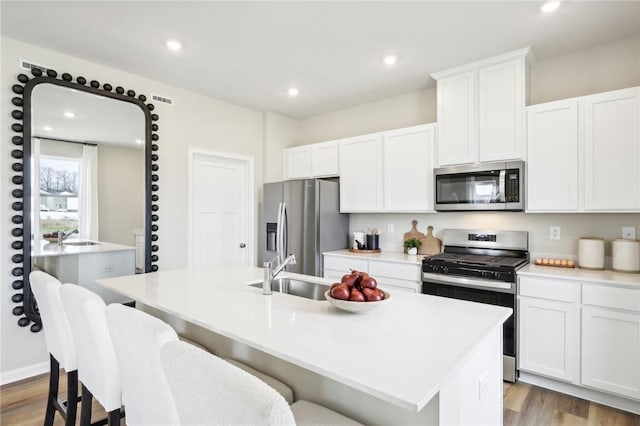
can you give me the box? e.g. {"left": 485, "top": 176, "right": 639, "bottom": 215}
{"left": 578, "top": 237, "right": 605, "bottom": 270}
{"left": 612, "top": 238, "right": 640, "bottom": 273}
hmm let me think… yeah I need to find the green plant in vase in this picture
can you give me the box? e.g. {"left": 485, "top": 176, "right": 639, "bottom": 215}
{"left": 404, "top": 237, "right": 421, "bottom": 255}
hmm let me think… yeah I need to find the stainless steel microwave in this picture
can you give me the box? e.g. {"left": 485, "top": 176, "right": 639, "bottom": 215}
{"left": 434, "top": 161, "right": 524, "bottom": 211}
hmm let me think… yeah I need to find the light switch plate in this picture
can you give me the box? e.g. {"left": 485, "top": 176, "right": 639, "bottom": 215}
{"left": 622, "top": 226, "right": 636, "bottom": 239}
{"left": 387, "top": 224, "right": 394, "bottom": 234}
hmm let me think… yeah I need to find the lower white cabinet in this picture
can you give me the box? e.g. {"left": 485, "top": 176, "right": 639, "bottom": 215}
{"left": 323, "top": 254, "right": 420, "bottom": 293}
{"left": 519, "top": 297, "right": 577, "bottom": 382}
{"left": 518, "top": 276, "right": 578, "bottom": 382}
{"left": 518, "top": 274, "right": 640, "bottom": 402}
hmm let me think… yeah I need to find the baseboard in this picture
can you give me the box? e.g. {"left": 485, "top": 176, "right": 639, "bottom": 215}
{"left": 0, "top": 361, "right": 49, "bottom": 386}
{"left": 519, "top": 371, "right": 640, "bottom": 415}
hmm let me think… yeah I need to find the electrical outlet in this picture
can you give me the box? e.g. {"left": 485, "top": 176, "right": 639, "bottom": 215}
{"left": 387, "top": 224, "right": 395, "bottom": 234}
{"left": 478, "top": 371, "right": 489, "bottom": 402}
{"left": 622, "top": 226, "right": 636, "bottom": 239}
{"left": 104, "top": 266, "right": 113, "bottom": 273}
{"left": 549, "top": 226, "right": 561, "bottom": 240}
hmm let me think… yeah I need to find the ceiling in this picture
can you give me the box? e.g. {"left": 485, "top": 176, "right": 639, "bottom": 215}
{"left": 32, "top": 83, "right": 145, "bottom": 148}
{"left": 2, "top": 1, "right": 639, "bottom": 119}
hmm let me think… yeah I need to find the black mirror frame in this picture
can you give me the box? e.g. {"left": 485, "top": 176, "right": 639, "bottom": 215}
{"left": 9, "top": 68, "right": 160, "bottom": 333}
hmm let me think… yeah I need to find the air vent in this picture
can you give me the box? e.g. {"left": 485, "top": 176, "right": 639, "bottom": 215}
{"left": 19, "top": 58, "right": 50, "bottom": 73}
{"left": 152, "top": 93, "right": 173, "bottom": 106}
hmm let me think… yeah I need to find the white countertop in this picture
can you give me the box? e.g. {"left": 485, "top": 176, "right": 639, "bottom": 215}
{"left": 324, "top": 249, "right": 428, "bottom": 265}
{"left": 518, "top": 264, "right": 640, "bottom": 289}
{"left": 32, "top": 239, "right": 135, "bottom": 257}
{"left": 97, "top": 266, "right": 511, "bottom": 412}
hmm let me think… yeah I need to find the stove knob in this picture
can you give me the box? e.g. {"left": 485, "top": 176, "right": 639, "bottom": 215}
{"left": 442, "top": 266, "right": 449, "bottom": 273}
{"left": 481, "top": 271, "right": 489, "bottom": 278}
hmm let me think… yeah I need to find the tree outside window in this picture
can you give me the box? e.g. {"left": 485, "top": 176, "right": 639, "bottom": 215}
{"left": 39, "top": 156, "right": 80, "bottom": 235}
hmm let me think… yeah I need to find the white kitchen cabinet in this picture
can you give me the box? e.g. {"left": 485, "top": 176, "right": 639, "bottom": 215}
{"left": 284, "top": 146, "right": 311, "bottom": 180}
{"left": 383, "top": 124, "right": 436, "bottom": 212}
{"left": 526, "top": 86, "right": 640, "bottom": 212}
{"left": 583, "top": 87, "right": 640, "bottom": 211}
{"left": 310, "top": 141, "right": 339, "bottom": 177}
{"left": 432, "top": 48, "right": 531, "bottom": 166}
{"left": 283, "top": 141, "right": 339, "bottom": 180}
{"left": 518, "top": 276, "right": 578, "bottom": 382}
{"left": 338, "top": 133, "right": 383, "bottom": 212}
{"left": 581, "top": 283, "right": 640, "bottom": 399}
{"left": 526, "top": 99, "right": 579, "bottom": 211}
{"left": 323, "top": 254, "right": 421, "bottom": 293}
{"left": 435, "top": 71, "right": 476, "bottom": 166}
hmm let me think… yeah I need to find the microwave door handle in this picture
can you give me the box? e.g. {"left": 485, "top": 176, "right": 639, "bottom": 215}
{"left": 498, "top": 170, "right": 506, "bottom": 202}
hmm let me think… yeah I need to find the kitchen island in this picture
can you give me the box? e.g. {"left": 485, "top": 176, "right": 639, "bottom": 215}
{"left": 97, "top": 265, "right": 511, "bottom": 425}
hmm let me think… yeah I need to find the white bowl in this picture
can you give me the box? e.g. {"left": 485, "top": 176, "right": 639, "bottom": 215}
{"left": 324, "top": 289, "right": 390, "bottom": 313}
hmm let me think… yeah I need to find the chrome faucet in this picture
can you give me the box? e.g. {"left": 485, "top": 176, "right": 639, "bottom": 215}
{"left": 57, "top": 228, "right": 78, "bottom": 246}
{"left": 263, "top": 254, "right": 297, "bottom": 295}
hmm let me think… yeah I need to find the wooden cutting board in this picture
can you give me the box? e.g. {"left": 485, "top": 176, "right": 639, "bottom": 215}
{"left": 403, "top": 220, "right": 425, "bottom": 253}
{"left": 419, "top": 226, "right": 442, "bottom": 255}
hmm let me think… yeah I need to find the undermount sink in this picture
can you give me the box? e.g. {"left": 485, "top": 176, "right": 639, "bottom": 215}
{"left": 249, "top": 278, "right": 329, "bottom": 301}
{"left": 63, "top": 241, "right": 100, "bottom": 246}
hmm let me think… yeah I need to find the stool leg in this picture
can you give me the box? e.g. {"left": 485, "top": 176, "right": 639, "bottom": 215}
{"left": 45, "top": 354, "right": 60, "bottom": 426}
{"left": 80, "top": 384, "right": 93, "bottom": 426}
{"left": 65, "top": 370, "right": 79, "bottom": 426}
{"left": 107, "top": 409, "right": 120, "bottom": 426}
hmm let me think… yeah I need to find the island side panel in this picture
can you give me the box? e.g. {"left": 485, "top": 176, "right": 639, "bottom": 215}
{"left": 438, "top": 324, "right": 503, "bottom": 426}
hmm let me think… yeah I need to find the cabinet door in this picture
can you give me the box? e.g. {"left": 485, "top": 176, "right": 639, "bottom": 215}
{"left": 478, "top": 58, "right": 524, "bottom": 162}
{"left": 583, "top": 87, "right": 640, "bottom": 211}
{"left": 338, "top": 134, "right": 383, "bottom": 212}
{"left": 436, "top": 71, "right": 476, "bottom": 166}
{"left": 581, "top": 307, "right": 640, "bottom": 399}
{"left": 284, "top": 146, "right": 311, "bottom": 180}
{"left": 311, "top": 141, "right": 339, "bottom": 177}
{"left": 526, "top": 99, "right": 579, "bottom": 211}
{"left": 518, "top": 297, "right": 577, "bottom": 382}
{"left": 383, "top": 124, "right": 435, "bottom": 212}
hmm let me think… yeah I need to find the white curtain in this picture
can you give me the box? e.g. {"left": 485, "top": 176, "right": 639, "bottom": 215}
{"left": 32, "top": 138, "right": 41, "bottom": 246}
{"left": 79, "top": 145, "right": 99, "bottom": 240}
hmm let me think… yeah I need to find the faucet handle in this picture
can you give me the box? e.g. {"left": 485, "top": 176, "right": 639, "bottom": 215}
{"left": 287, "top": 254, "right": 297, "bottom": 265}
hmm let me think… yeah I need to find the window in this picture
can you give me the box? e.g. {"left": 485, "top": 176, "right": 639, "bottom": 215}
{"left": 39, "top": 156, "right": 80, "bottom": 236}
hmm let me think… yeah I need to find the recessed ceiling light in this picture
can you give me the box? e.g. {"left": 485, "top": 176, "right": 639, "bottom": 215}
{"left": 63, "top": 111, "right": 75, "bottom": 118}
{"left": 43, "top": 125, "right": 53, "bottom": 131}
{"left": 541, "top": 1, "right": 560, "bottom": 13}
{"left": 383, "top": 55, "right": 398, "bottom": 66}
{"left": 166, "top": 39, "right": 182, "bottom": 51}
{"left": 135, "top": 139, "right": 143, "bottom": 145}
{"left": 288, "top": 87, "right": 299, "bottom": 97}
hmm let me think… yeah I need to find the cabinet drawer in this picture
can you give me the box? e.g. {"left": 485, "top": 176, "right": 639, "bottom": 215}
{"left": 582, "top": 284, "right": 640, "bottom": 312}
{"left": 519, "top": 276, "right": 576, "bottom": 303}
{"left": 376, "top": 276, "right": 420, "bottom": 292}
{"left": 368, "top": 261, "right": 420, "bottom": 281}
{"left": 323, "top": 256, "right": 368, "bottom": 274}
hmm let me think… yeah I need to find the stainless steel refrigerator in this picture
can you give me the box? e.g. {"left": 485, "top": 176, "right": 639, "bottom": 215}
{"left": 260, "top": 179, "right": 349, "bottom": 277}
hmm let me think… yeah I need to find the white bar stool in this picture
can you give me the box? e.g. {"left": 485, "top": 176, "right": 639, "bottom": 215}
{"left": 60, "top": 284, "right": 123, "bottom": 426}
{"left": 29, "top": 271, "right": 78, "bottom": 426}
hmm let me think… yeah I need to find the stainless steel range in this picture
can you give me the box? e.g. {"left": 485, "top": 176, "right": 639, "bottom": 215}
{"left": 421, "top": 229, "right": 529, "bottom": 382}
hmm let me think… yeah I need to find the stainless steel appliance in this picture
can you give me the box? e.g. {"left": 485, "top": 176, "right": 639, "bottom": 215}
{"left": 260, "top": 179, "right": 349, "bottom": 277}
{"left": 434, "top": 160, "right": 524, "bottom": 211}
{"left": 421, "top": 229, "right": 529, "bottom": 382}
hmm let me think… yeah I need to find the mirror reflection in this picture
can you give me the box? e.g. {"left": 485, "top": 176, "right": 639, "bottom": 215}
{"left": 30, "top": 84, "right": 147, "bottom": 273}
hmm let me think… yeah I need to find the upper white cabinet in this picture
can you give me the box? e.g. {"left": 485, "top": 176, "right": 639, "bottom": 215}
{"left": 383, "top": 124, "right": 436, "bottom": 212}
{"left": 432, "top": 48, "right": 532, "bottom": 167}
{"left": 527, "top": 87, "right": 640, "bottom": 212}
{"left": 284, "top": 141, "right": 338, "bottom": 180}
{"left": 526, "top": 99, "right": 579, "bottom": 211}
{"left": 339, "top": 133, "right": 384, "bottom": 212}
{"left": 338, "top": 124, "right": 436, "bottom": 213}
{"left": 583, "top": 87, "right": 640, "bottom": 211}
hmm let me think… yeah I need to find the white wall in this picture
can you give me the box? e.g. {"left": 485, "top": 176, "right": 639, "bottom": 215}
{"left": 263, "top": 111, "right": 300, "bottom": 183}
{"left": 1, "top": 37, "right": 267, "bottom": 380}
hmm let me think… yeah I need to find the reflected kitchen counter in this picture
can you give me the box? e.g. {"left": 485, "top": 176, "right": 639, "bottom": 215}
{"left": 33, "top": 239, "right": 135, "bottom": 257}
{"left": 97, "top": 265, "right": 511, "bottom": 425}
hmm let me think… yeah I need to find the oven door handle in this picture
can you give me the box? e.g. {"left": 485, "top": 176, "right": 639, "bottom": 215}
{"left": 422, "top": 272, "right": 515, "bottom": 294}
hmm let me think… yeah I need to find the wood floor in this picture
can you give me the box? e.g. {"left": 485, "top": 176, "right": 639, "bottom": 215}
{"left": 1, "top": 371, "right": 638, "bottom": 425}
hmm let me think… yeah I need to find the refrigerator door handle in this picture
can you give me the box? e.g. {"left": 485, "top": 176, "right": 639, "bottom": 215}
{"left": 282, "top": 203, "right": 289, "bottom": 264}
{"left": 276, "top": 202, "right": 283, "bottom": 264}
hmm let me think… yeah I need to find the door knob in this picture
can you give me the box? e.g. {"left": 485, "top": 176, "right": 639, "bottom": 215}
{"left": 239, "top": 243, "right": 246, "bottom": 248}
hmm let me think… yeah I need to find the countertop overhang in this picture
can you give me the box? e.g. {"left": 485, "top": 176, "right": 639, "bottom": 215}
{"left": 97, "top": 265, "right": 511, "bottom": 412}
{"left": 32, "top": 239, "right": 136, "bottom": 257}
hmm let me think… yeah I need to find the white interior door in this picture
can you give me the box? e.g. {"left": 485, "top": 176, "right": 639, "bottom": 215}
{"left": 189, "top": 150, "right": 254, "bottom": 267}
